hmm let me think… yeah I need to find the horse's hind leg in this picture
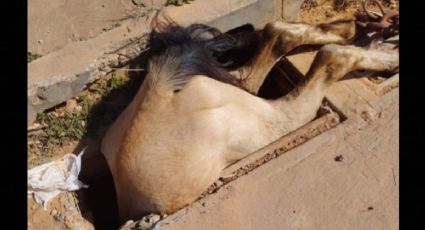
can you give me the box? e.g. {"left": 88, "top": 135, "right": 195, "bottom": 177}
{"left": 271, "top": 44, "right": 399, "bottom": 131}
{"left": 241, "top": 20, "right": 357, "bottom": 94}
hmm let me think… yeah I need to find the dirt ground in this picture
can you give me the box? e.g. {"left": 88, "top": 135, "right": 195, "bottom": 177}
{"left": 27, "top": 1, "right": 399, "bottom": 229}
{"left": 300, "top": 0, "right": 398, "bottom": 24}
{"left": 28, "top": 192, "right": 95, "bottom": 230}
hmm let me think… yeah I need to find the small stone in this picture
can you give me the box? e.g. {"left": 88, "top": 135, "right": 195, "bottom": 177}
{"left": 325, "top": 10, "right": 334, "bottom": 17}
{"left": 334, "top": 155, "right": 344, "bottom": 162}
{"left": 125, "top": 220, "right": 134, "bottom": 225}
{"left": 360, "top": 110, "right": 375, "bottom": 122}
{"left": 75, "top": 105, "right": 83, "bottom": 112}
{"left": 137, "top": 214, "right": 161, "bottom": 229}
{"left": 50, "top": 111, "right": 59, "bottom": 117}
{"left": 150, "top": 214, "right": 160, "bottom": 223}
{"left": 93, "top": 93, "right": 102, "bottom": 100}
{"left": 28, "top": 123, "right": 43, "bottom": 131}
{"left": 50, "top": 209, "right": 58, "bottom": 216}
{"left": 64, "top": 215, "right": 74, "bottom": 228}
{"left": 118, "top": 55, "right": 127, "bottom": 64}
{"left": 138, "top": 222, "right": 150, "bottom": 229}
{"left": 66, "top": 99, "right": 78, "bottom": 112}
{"left": 38, "top": 40, "right": 44, "bottom": 44}
{"left": 119, "top": 219, "right": 135, "bottom": 230}
{"left": 53, "top": 212, "right": 64, "bottom": 221}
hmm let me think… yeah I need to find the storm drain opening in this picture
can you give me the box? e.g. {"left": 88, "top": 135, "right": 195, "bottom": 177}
{"left": 67, "top": 53, "right": 152, "bottom": 230}
{"left": 78, "top": 165, "right": 120, "bottom": 230}
{"left": 257, "top": 58, "right": 304, "bottom": 99}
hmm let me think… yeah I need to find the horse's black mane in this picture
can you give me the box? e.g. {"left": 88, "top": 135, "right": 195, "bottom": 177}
{"left": 147, "top": 16, "right": 260, "bottom": 88}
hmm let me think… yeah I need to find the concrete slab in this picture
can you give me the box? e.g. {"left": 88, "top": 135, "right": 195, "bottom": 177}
{"left": 28, "top": 0, "right": 137, "bottom": 55}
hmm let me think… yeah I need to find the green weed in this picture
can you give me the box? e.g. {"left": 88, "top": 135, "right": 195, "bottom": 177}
{"left": 28, "top": 52, "right": 42, "bottom": 63}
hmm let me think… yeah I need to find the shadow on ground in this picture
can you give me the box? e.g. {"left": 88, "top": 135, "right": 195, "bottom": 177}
{"left": 72, "top": 52, "right": 150, "bottom": 229}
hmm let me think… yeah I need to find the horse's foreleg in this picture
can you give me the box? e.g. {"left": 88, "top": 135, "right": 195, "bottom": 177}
{"left": 240, "top": 20, "right": 357, "bottom": 95}
{"left": 271, "top": 44, "right": 399, "bottom": 130}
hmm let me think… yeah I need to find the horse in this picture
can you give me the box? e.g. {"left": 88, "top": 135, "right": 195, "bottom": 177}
{"left": 101, "top": 14, "right": 399, "bottom": 221}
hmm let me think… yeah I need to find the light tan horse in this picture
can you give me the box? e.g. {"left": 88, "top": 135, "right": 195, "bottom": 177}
{"left": 101, "top": 16, "right": 399, "bottom": 221}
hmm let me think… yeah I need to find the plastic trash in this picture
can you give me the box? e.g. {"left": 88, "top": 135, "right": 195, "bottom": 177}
{"left": 28, "top": 148, "right": 89, "bottom": 209}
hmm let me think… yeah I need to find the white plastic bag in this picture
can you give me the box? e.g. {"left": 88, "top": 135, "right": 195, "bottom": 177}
{"left": 28, "top": 148, "right": 89, "bottom": 209}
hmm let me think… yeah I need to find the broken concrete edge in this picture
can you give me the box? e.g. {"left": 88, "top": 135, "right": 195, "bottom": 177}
{"left": 360, "top": 73, "right": 399, "bottom": 96}
{"left": 28, "top": 0, "right": 298, "bottom": 125}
